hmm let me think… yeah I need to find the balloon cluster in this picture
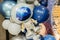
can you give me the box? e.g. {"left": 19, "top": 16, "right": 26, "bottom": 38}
{"left": 1, "top": 0, "right": 56, "bottom": 40}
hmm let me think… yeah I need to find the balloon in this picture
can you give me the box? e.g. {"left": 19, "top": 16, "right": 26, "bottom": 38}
{"left": 11, "top": 3, "right": 34, "bottom": 24}
{"left": 32, "top": 5, "right": 49, "bottom": 23}
{"left": 44, "top": 35, "right": 56, "bottom": 40}
{"left": 2, "top": 20, "right": 11, "bottom": 30}
{"left": 38, "top": 0, "right": 48, "bottom": 7}
{"left": 8, "top": 23, "right": 21, "bottom": 35}
{"left": 2, "top": 1, "right": 16, "bottom": 19}
{"left": 10, "top": 35, "right": 26, "bottom": 40}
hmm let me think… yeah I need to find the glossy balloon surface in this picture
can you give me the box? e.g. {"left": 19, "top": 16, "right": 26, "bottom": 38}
{"left": 16, "top": 7, "right": 31, "bottom": 21}
{"left": 2, "top": 1, "right": 16, "bottom": 18}
{"left": 32, "top": 5, "right": 49, "bottom": 23}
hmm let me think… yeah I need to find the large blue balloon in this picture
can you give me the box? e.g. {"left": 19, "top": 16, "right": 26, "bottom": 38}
{"left": 44, "top": 35, "right": 56, "bottom": 40}
{"left": 2, "top": 1, "right": 16, "bottom": 19}
{"left": 16, "top": 7, "right": 31, "bottom": 21}
{"left": 38, "top": 0, "right": 48, "bottom": 7}
{"left": 32, "top": 5, "right": 49, "bottom": 23}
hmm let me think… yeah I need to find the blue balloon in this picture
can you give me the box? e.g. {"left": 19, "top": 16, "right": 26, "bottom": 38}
{"left": 44, "top": 35, "right": 56, "bottom": 40}
{"left": 38, "top": 0, "right": 48, "bottom": 7}
{"left": 2, "top": 1, "right": 16, "bottom": 19}
{"left": 32, "top": 5, "right": 49, "bottom": 23}
{"left": 16, "top": 7, "right": 31, "bottom": 21}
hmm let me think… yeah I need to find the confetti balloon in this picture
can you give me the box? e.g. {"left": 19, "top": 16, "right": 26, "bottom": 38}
{"left": 44, "top": 35, "right": 56, "bottom": 40}
{"left": 8, "top": 23, "right": 21, "bottom": 35}
{"left": 2, "top": 20, "right": 11, "bottom": 30}
{"left": 11, "top": 3, "right": 34, "bottom": 24}
{"left": 32, "top": 5, "right": 49, "bottom": 23}
{"left": 2, "top": 1, "right": 16, "bottom": 19}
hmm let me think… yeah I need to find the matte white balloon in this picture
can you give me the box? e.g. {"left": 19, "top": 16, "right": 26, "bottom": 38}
{"left": 2, "top": 20, "right": 11, "bottom": 30}
{"left": 8, "top": 23, "right": 21, "bottom": 35}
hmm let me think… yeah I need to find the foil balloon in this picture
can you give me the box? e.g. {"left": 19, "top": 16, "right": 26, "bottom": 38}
{"left": 2, "top": 1, "right": 16, "bottom": 19}
{"left": 10, "top": 35, "right": 26, "bottom": 40}
{"left": 11, "top": 3, "right": 34, "bottom": 24}
{"left": 44, "top": 35, "right": 56, "bottom": 40}
{"left": 38, "top": 0, "right": 48, "bottom": 7}
{"left": 8, "top": 23, "right": 21, "bottom": 35}
{"left": 2, "top": 20, "right": 11, "bottom": 30}
{"left": 32, "top": 5, "right": 49, "bottom": 23}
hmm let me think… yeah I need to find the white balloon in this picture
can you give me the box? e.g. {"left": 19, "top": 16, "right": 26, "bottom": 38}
{"left": 2, "top": 20, "right": 11, "bottom": 30}
{"left": 8, "top": 23, "right": 21, "bottom": 35}
{"left": 10, "top": 35, "right": 26, "bottom": 40}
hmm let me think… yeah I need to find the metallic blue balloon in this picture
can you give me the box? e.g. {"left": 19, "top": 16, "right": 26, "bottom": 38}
{"left": 16, "top": 7, "right": 31, "bottom": 21}
{"left": 38, "top": 0, "right": 48, "bottom": 7}
{"left": 44, "top": 35, "right": 56, "bottom": 40}
{"left": 32, "top": 5, "right": 49, "bottom": 23}
{"left": 2, "top": 1, "right": 16, "bottom": 19}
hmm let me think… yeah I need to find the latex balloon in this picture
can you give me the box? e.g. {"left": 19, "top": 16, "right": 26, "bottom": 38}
{"left": 38, "top": 0, "right": 48, "bottom": 7}
{"left": 32, "top": 5, "right": 49, "bottom": 23}
{"left": 8, "top": 23, "right": 21, "bottom": 35}
{"left": 10, "top": 35, "right": 26, "bottom": 40}
{"left": 2, "top": 1, "right": 16, "bottom": 19}
{"left": 44, "top": 35, "right": 56, "bottom": 40}
{"left": 11, "top": 3, "right": 34, "bottom": 24}
{"left": 2, "top": 20, "right": 11, "bottom": 30}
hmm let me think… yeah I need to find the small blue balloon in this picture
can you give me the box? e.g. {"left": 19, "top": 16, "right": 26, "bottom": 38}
{"left": 32, "top": 5, "right": 49, "bottom": 23}
{"left": 2, "top": 1, "right": 16, "bottom": 19}
{"left": 16, "top": 7, "right": 31, "bottom": 21}
{"left": 44, "top": 35, "right": 56, "bottom": 40}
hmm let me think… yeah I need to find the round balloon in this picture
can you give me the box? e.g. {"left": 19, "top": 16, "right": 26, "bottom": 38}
{"left": 44, "top": 35, "right": 56, "bottom": 40}
{"left": 38, "top": 0, "right": 48, "bottom": 7}
{"left": 2, "top": 1, "right": 16, "bottom": 19}
{"left": 2, "top": 20, "right": 11, "bottom": 30}
{"left": 8, "top": 23, "right": 21, "bottom": 35}
{"left": 11, "top": 3, "right": 34, "bottom": 24}
{"left": 32, "top": 5, "right": 49, "bottom": 23}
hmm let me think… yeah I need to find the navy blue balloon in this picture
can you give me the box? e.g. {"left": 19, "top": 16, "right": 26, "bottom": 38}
{"left": 16, "top": 7, "right": 31, "bottom": 21}
{"left": 44, "top": 35, "right": 56, "bottom": 40}
{"left": 32, "top": 5, "right": 49, "bottom": 23}
{"left": 38, "top": 0, "right": 48, "bottom": 7}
